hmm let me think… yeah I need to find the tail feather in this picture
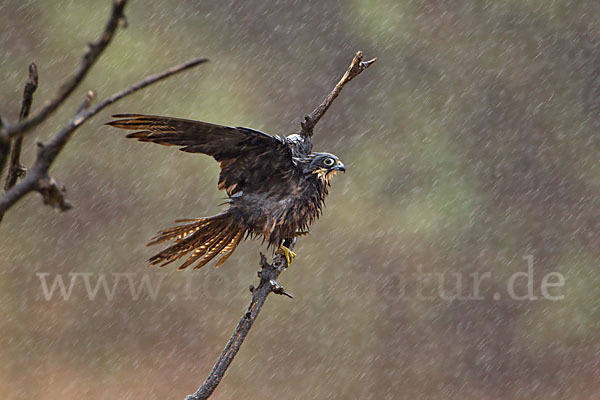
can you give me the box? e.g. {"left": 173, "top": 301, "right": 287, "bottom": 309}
{"left": 177, "top": 227, "right": 232, "bottom": 271}
{"left": 215, "top": 231, "right": 243, "bottom": 268}
{"left": 189, "top": 228, "right": 236, "bottom": 270}
{"left": 147, "top": 217, "right": 213, "bottom": 246}
{"left": 176, "top": 233, "right": 223, "bottom": 270}
{"left": 147, "top": 213, "right": 245, "bottom": 270}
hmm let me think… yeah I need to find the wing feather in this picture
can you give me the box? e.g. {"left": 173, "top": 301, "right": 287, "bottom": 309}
{"left": 107, "top": 114, "right": 299, "bottom": 196}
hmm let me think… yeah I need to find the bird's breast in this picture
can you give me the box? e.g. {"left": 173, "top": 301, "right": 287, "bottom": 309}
{"left": 227, "top": 181, "right": 325, "bottom": 247}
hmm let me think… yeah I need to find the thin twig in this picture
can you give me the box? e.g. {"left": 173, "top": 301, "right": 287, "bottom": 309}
{"left": 186, "top": 50, "right": 376, "bottom": 400}
{"left": 185, "top": 240, "right": 296, "bottom": 400}
{"left": 0, "top": 0, "right": 128, "bottom": 141}
{"left": 0, "top": 57, "right": 208, "bottom": 220}
{"left": 300, "top": 50, "right": 376, "bottom": 138}
{"left": 4, "top": 63, "right": 39, "bottom": 191}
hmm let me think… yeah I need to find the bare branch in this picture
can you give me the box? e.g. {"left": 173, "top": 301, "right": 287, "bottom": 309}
{"left": 4, "top": 63, "right": 39, "bottom": 191}
{"left": 0, "top": 57, "right": 208, "bottom": 220}
{"left": 18, "top": 63, "right": 39, "bottom": 122}
{"left": 186, "top": 50, "right": 376, "bottom": 400}
{"left": 185, "top": 239, "right": 296, "bottom": 400}
{"left": 89, "top": 57, "right": 209, "bottom": 117}
{"left": 0, "top": 0, "right": 128, "bottom": 141}
{"left": 300, "top": 50, "right": 376, "bottom": 138}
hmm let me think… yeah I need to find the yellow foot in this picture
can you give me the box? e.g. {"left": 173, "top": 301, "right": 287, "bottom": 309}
{"left": 277, "top": 245, "right": 297, "bottom": 267}
{"left": 294, "top": 230, "right": 310, "bottom": 237}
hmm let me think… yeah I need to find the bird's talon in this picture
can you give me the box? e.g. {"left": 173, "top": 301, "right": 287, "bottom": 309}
{"left": 277, "top": 245, "right": 296, "bottom": 267}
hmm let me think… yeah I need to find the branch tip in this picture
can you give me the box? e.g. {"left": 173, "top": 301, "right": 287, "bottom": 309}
{"left": 360, "top": 57, "right": 377, "bottom": 69}
{"left": 27, "top": 63, "right": 39, "bottom": 87}
{"left": 270, "top": 281, "right": 294, "bottom": 298}
{"left": 77, "top": 91, "right": 96, "bottom": 114}
{"left": 300, "top": 50, "right": 376, "bottom": 139}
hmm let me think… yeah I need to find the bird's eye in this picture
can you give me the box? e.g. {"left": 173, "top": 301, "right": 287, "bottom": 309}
{"left": 323, "top": 158, "right": 334, "bottom": 166}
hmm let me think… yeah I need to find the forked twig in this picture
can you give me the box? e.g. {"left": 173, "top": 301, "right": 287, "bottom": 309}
{"left": 0, "top": 0, "right": 128, "bottom": 141}
{"left": 300, "top": 50, "right": 376, "bottom": 138}
{"left": 0, "top": 57, "right": 208, "bottom": 219}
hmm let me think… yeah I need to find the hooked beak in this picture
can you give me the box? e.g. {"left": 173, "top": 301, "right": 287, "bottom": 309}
{"left": 332, "top": 160, "right": 346, "bottom": 172}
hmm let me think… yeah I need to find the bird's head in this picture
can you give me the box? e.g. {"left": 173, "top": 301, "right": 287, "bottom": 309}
{"left": 307, "top": 152, "right": 345, "bottom": 184}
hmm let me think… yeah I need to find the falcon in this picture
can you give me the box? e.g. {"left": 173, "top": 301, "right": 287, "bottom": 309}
{"left": 107, "top": 114, "right": 345, "bottom": 269}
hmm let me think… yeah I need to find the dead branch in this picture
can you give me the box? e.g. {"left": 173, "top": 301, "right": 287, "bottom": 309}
{"left": 4, "top": 63, "right": 39, "bottom": 191}
{"left": 300, "top": 50, "right": 376, "bottom": 138}
{"left": 0, "top": 0, "right": 128, "bottom": 143}
{"left": 185, "top": 239, "right": 295, "bottom": 400}
{"left": 0, "top": 57, "right": 208, "bottom": 220}
{"left": 185, "top": 51, "right": 376, "bottom": 400}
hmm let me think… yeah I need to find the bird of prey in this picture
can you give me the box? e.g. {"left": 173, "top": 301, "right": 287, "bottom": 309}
{"left": 107, "top": 114, "right": 345, "bottom": 269}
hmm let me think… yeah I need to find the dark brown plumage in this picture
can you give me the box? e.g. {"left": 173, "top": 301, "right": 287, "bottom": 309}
{"left": 107, "top": 114, "right": 345, "bottom": 269}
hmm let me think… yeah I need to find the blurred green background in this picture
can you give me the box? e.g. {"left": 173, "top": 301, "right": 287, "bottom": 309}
{"left": 1, "top": 1, "right": 599, "bottom": 399}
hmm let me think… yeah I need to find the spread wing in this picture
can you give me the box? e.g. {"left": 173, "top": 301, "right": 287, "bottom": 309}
{"left": 106, "top": 114, "right": 299, "bottom": 196}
